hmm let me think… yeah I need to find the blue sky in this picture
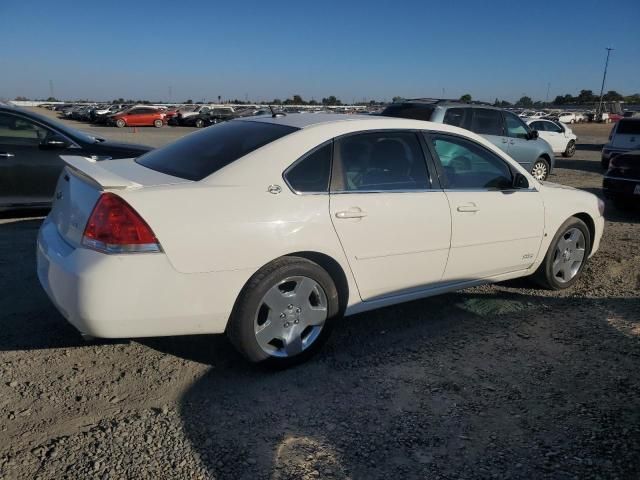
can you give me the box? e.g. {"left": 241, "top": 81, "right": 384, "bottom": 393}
{"left": 1, "top": 0, "right": 638, "bottom": 103}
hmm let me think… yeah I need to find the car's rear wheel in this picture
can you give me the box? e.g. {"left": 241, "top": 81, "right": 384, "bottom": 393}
{"left": 195, "top": 118, "right": 204, "bottom": 128}
{"left": 153, "top": 119, "right": 163, "bottom": 128}
{"left": 562, "top": 140, "right": 576, "bottom": 157}
{"left": 227, "top": 256, "right": 339, "bottom": 366}
{"left": 533, "top": 217, "right": 591, "bottom": 290}
{"left": 531, "top": 157, "right": 550, "bottom": 181}
{"left": 115, "top": 119, "right": 126, "bottom": 128}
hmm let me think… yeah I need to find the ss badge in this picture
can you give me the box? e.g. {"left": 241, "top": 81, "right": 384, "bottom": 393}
{"left": 267, "top": 185, "right": 282, "bottom": 195}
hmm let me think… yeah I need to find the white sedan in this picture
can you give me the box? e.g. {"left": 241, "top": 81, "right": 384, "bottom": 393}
{"left": 527, "top": 119, "right": 578, "bottom": 157}
{"left": 37, "top": 114, "right": 604, "bottom": 365}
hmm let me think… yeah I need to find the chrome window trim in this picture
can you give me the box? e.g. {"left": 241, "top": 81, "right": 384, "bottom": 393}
{"left": 604, "top": 176, "right": 640, "bottom": 182}
{"left": 330, "top": 189, "right": 440, "bottom": 195}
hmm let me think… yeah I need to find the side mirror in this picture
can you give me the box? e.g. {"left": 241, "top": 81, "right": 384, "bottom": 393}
{"left": 40, "top": 136, "right": 70, "bottom": 150}
{"left": 513, "top": 172, "right": 529, "bottom": 189}
{"left": 528, "top": 130, "right": 539, "bottom": 140}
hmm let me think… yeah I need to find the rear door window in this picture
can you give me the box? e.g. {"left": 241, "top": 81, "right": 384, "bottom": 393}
{"left": 332, "top": 131, "right": 430, "bottom": 192}
{"left": 616, "top": 120, "right": 640, "bottom": 135}
{"left": 471, "top": 109, "right": 504, "bottom": 136}
{"left": 136, "top": 120, "right": 298, "bottom": 180}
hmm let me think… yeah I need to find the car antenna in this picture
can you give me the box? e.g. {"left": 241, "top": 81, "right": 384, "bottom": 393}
{"left": 269, "top": 105, "right": 286, "bottom": 118}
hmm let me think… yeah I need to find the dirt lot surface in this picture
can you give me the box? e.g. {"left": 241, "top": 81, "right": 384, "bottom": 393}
{"left": 1, "top": 119, "right": 639, "bottom": 480}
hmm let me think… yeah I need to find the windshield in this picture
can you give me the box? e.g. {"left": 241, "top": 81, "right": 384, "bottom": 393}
{"left": 136, "top": 120, "right": 298, "bottom": 180}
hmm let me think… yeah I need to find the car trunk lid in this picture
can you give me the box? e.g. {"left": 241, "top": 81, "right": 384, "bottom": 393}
{"left": 50, "top": 155, "right": 190, "bottom": 248}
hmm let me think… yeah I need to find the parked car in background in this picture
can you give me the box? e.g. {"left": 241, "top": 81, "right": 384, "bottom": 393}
{"left": 527, "top": 119, "right": 577, "bottom": 157}
{"left": 0, "top": 104, "right": 152, "bottom": 210}
{"left": 381, "top": 99, "right": 555, "bottom": 180}
{"left": 601, "top": 119, "right": 640, "bottom": 168}
{"left": 181, "top": 107, "right": 236, "bottom": 128}
{"left": 623, "top": 111, "right": 640, "bottom": 119}
{"left": 574, "top": 112, "right": 588, "bottom": 123}
{"left": 603, "top": 150, "right": 640, "bottom": 208}
{"left": 36, "top": 114, "right": 603, "bottom": 366}
{"left": 108, "top": 106, "right": 167, "bottom": 128}
{"left": 557, "top": 112, "right": 577, "bottom": 124}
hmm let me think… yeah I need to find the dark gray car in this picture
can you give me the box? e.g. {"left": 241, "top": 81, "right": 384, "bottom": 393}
{"left": 381, "top": 99, "right": 555, "bottom": 180}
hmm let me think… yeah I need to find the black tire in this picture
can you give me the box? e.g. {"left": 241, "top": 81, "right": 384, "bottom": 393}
{"left": 227, "top": 256, "right": 340, "bottom": 367}
{"left": 562, "top": 140, "right": 576, "bottom": 158}
{"left": 115, "top": 119, "right": 126, "bottom": 128}
{"left": 532, "top": 217, "right": 591, "bottom": 290}
{"left": 153, "top": 119, "right": 163, "bottom": 128}
{"left": 531, "top": 157, "right": 550, "bottom": 181}
{"left": 195, "top": 118, "right": 204, "bottom": 128}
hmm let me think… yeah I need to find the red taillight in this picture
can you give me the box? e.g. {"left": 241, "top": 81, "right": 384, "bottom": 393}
{"left": 82, "top": 193, "right": 161, "bottom": 253}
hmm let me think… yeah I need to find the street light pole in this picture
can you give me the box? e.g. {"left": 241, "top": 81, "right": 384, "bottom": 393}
{"left": 597, "top": 48, "right": 613, "bottom": 119}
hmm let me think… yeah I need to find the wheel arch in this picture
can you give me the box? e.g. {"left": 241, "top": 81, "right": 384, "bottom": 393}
{"left": 286, "top": 251, "right": 350, "bottom": 315}
{"left": 572, "top": 212, "right": 596, "bottom": 256}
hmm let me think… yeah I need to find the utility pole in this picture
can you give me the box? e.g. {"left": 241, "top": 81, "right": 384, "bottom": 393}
{"left": 49, "top": 80, "right": 55, "bottom": 100}
{"left": 597, "top": 48, "right": 613, "bottom": 119}
{"left": 546, "top": 82, "right": 550, "bottom": 103}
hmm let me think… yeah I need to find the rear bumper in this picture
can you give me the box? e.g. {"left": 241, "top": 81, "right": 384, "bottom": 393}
{"left": 37, "top": 218, "right": 251, "bottom": 338}
{"left": 603, "top": 176, "right": 640, "bottom": 200}
{"left": 602, "top": 147, "right": 632, "bottom": 160}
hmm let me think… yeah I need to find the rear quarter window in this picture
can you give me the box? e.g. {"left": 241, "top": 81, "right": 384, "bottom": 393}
{"left": 136, "top": 120, "right": 298, "bottom": 180}
{"left": 616, "top": 120, "right": 640, "bottom": 135}
{"left": 380, "top": 104, "right": 435, "bottom": 121}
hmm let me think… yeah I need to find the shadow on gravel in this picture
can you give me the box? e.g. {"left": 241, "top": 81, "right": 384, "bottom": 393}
{"left": 0, "top": 218, "right": 94, "bottom": 351}
{"left": 554, "top": 158, "right": 603, "bottom": 174}
{"left": 167, "top": 291, "right": 640, "bottom": 480}
{"left": 574, "top": 143, "right": 603, "bottom": 152}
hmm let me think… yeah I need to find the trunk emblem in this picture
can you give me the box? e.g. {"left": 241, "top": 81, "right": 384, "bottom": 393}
{"left": 267, "top": 185, "right": 282, "bottom": 195}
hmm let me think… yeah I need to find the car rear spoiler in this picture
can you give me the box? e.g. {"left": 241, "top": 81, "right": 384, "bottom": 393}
{"left": 60, "top": 155, "right": 142, "bottom": 190}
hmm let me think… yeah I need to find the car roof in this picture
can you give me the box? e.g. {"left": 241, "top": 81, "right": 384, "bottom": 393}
{"left": 386, "top": 98, "right": 498, "bottom": 109}
{"left": 236, "top": 112, "right": 386, "bottom": 129}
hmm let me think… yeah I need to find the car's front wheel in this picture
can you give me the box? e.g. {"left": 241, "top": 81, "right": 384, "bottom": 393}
{"left": 563, "top": 140, "right": 576, "bottom": 158}
{"left": 153, "top": 119, "right": 163, "bottom": 128}
{"left": 531, "top": 157, "right": 550, "bottom": 181}
{"left": 227, "top": 256, "right": 340, "bottom": 366}
{"left": 533, "top": 217, "right": 591, "bottom": 290}
{"left": 115, "top": 119, "right": 126, "bottom": 128}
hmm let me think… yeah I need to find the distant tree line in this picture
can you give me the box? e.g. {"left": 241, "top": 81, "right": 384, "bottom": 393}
{"left": 14, "top": 89, "right": 640, "bottom": 106}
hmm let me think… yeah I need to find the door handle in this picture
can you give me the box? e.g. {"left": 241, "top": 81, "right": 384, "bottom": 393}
{"left": 457, "top": 203, "right": 479, "bottom": 213}
{"left": 0, "top": 152, "right": 15, "bottom": 158}
{"left": 335, "top": 208, "right": 367, "bottom": 219}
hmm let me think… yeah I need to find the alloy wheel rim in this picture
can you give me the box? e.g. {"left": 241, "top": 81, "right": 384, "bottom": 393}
{"left": 552, "top": 227, "right": 586, "bottom": 283}
{"left": 532, "top": 161, "right": 548, "bottom": 180}
{"left": 254, "top": 276, "right": 328, "bottom": 358}
{"left": 567, "top": 142, "right": 576, "bottom": 155}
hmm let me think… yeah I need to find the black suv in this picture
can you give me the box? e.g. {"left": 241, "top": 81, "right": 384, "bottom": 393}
{"left": 0, "top": 104, "right": 152, "bottom": 211}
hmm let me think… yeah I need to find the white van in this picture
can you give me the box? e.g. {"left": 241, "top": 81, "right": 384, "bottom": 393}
{"left": 601, "top": 119, "right": 640, "bottom": 168}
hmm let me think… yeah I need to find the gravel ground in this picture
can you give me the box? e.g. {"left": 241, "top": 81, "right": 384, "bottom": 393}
{"left": 1, "top": 120, "right": 639, "bottom": 480}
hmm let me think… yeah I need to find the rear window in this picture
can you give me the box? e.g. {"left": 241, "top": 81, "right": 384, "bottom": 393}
{"left": 616, "top": 120, "right": 640, "bottom": 135}
{"left": 136, "top": 120, "right": 298, "bottom": 180}
{"left": 380, "top": 104, "right": 435, "bottom": 121}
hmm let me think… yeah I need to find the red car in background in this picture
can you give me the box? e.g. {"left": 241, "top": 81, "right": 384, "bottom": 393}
{"left": 108, "top": 107, "right": 167, "bottom": 128}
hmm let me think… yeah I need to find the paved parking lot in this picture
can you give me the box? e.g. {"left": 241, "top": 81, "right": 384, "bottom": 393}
{"left": 0, "top": 119, "right": 639, "bottom": 480}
